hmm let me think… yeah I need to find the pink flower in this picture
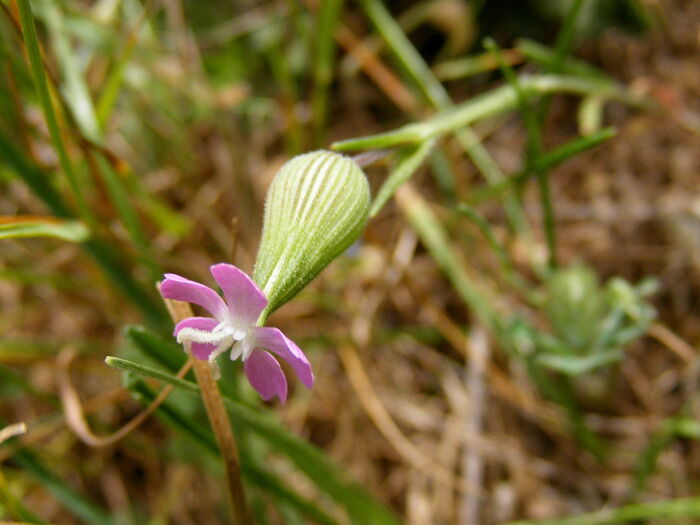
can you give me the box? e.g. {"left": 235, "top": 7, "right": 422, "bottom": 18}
{"left": 159, "top": 263, "right": 313, "bottom": 402}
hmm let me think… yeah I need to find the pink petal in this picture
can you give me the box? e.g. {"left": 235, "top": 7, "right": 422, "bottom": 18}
{"left": 253, "top": 327, "right": 314, "bottom": 389}
{"left": 174, "top": 317, "right": 219, "bottom": 360}
{"left": 210, "top": 264, "right": 268, "bottom": 326}
{"left": 244, "top": 350, "right": 288, "bottom": 402}
{"left": 160, "top": 273, "right": 228, "bottom": 321}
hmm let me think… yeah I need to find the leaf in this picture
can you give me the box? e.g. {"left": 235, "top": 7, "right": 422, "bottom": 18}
{"left": 370, "top": 139, "right": 435, "bottom": 217}
{"left": 535, "top": 350, "right": 624, "bottom": 375}
{"left": 0, "top": 216, "right": 89, "bottom": 242}
{"left": 107, "top": 357, "right": 401, "bottom": 525}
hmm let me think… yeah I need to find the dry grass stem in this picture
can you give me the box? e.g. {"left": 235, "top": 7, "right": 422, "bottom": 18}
{"left": 57, "top": 347, "right": 193, "bottom": 447}
{"left": 163, "top": 298, "right": 250, "bottom": 525}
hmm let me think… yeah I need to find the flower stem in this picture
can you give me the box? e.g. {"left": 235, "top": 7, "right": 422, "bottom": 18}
{"left": 163, "top": 298, "right": 251, "bottom": 524}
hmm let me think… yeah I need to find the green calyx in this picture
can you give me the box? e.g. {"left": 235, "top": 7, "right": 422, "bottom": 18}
{"left": 253, "top": 150, "right": 370, "bottom": 320}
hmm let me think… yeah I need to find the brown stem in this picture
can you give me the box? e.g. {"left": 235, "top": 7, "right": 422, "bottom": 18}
{"left": 163, "top": 298, "right": 251, "bottom": 524}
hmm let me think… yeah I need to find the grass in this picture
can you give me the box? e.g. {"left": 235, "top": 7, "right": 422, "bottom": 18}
{"left": 1, "top": 0, "right": 699, "bottom": 524}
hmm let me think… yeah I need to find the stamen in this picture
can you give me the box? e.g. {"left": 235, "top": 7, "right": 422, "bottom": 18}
{"left": 177, "top": 327, "right": 229, "bottom": 345}
{"left": 207, "top": 340, "right": 231, "bottom": 380}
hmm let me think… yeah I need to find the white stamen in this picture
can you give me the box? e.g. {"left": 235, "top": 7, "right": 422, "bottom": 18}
{"left": 177, "top": 327, "right": 230, "bottom": 345}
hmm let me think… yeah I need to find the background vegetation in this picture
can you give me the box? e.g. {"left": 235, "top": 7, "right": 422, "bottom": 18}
{"left": 1, "top": 0, "right": 700, "bottom": 524}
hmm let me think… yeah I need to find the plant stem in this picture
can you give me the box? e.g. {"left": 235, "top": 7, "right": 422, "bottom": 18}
{"left": 163, "top": 298, "right": 250, "bottom": 525}
{"left": 332, "top": 75, "right": 641, "bottom": 152}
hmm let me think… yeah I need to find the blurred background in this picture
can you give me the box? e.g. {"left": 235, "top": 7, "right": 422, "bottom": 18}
{"left": 1, "top": 0, "right": 700, "bottom": 524}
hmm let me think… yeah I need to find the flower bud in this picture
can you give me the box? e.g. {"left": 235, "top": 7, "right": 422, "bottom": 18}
{"left": 253, "top": 150, "right": 370, "bottom": 319}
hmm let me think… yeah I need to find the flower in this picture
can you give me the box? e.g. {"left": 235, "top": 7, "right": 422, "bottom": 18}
{"left": 159, "top": 263, "right": 314, "bottom": 402}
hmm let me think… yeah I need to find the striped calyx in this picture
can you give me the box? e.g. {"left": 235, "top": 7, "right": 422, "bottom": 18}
{"left": 253, "top": 150, "right": 370, "bottom": 320}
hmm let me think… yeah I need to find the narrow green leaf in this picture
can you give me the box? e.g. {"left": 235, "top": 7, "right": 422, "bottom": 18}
{"left": 370, "top": 139, "right": 435, "bottom": 217}
{"left": 515, "top": 38, "right": 607, "bottom": 79}
{"left": 109, "top": 357, "right": 401, "bottom": 525}
{"left": 469, "top": 128, "right": 617, "bottom": 205}
{"left": 535, "top": 350, "right": 624, "bottom": 375}
{"left": 0, "top": 128, "right": 73, "bottom": 218}
{"left": 93, "top": 153, "right": 160, "bottom": 281}
{"left": 501, "top": 497, "right": 700, "bottom": 525}
{"left": 0, "top": 217, "right": 89, "bottom": 242}
{"left": 0, "top": 130, "right": 169, "bottom": 329}
{"left": 311, "top": 0, "right": 344, "bottom": 144}
{"left": 42, "top": 1, "right": 101, "bottom": 142}
{"left": 123, "top": 324, "right": 186, "bottom": 372}
{"left": 17, "top": 0, "right": 92, "bottom": 221}
{"left": 333, "top": 76, "right": 640, "bottom": 152}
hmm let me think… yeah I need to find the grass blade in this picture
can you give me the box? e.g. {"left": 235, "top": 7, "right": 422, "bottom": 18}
{"left": 42, "top": 1, "right": 100, "bottom": 142}
{"left": 0, "top": 216, "right": 88, "bottom": 242}
{"left": 16, "top": 0, "right": 92, "bottom": 222}
{"left": 311, "top": 0, "right": 343, "bottom": 145}
{"left": 333, "top": 75, "right": 639, "bottom": 152}
{"left": 92, "top": 152, "right": 160, "bottom": 280}
{"left": 370, "top": 139, "right": 435, "bottom": 217}
{"left": 0, "top": 130, "right": 169, "bottom": 329}
{"left": 394, "top": 183, "right": 498, "bottom": 331}
{"left": 501, "top": 497, "right": 700, "bottom": 525}
{"left": 107, "top": 357, "right": 401, "bottom": 525}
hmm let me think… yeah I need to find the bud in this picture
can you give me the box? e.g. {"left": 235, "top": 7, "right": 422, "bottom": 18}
{"left": 544, "top": 263, "right": 606, "bottom": 352}
{"left": 253, "top": 151, "right": 370, "bottom": 320}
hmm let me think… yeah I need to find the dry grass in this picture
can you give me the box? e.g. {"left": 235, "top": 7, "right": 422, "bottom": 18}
{"left": 1, "top": 1, "right": 700, "bottom": 524}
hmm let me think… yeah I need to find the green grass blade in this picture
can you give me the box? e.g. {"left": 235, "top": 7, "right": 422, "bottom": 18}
{"left": 515, "top": 39, "right": 606, "bottom": 79}
{"left": 123, "top": 375, "right": 347, "bottom": 525}
{"left": 16, "top": 0, "right": 92, "bottom": 222}
{"left": 355, "top": 0, "right": 525, "bottom": 230}
{"left": 0, "top": 128, "right": 74, "bottom": 218}
{"left": 123, "top": 325, "right": 187, "bottom": 371}
{"left": 551, "top": 0, "right": 586, "bottom": 74}
{"left": 242, "top": 466, "right": 339, "bottom": 525}
{"left": 434, "top": 49, "right": 522, "bottom": 81}
{"left": 79, "top": 239, "right": 169, "bottom": 329}
{"left": 396, "top": 185, "right": 497, "bottom": 330}
{"left": 96, "top": 34, "right": 137, "bottom": 130}
{"left": 108, "top": 357, "right": 401, "bottom": 525}
{"left": 460, "top": 127, "right": 618, "bottom": 205}
{"left": 42, "top": 1, "right": 101, "bottom": 142}
{"left": 501, "top": 497, "right": 700, "bottom": 525}
{"left": 484, "top": 37, "right": 555, "bottom": 266}
{"left": 356, "top": 0, "right": 449, "bottom": 108}
{"left": 631, "top": 416, "right": 700, "bottom": 498}
{"left": 0, "top": 130, "right": 169, "bottom": 329}
{"left": 333, "top": 75, "right": 637, "bottom": 152}
{"left": 0, "top": 217, "right": 89, "bottom": 242}
{"left": 93, "top": 153, "right": 160, "bottom": 280}
{"left": 370, "top": 139, "right": 435, "bottom": 217}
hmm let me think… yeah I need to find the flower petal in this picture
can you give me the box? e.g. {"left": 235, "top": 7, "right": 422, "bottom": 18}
{"left": 174, "top": 317, "right": 219, "bottom": 360}
{"left": 210, "top": 264, "right": 268, "bottom": 326}
{"left": 253, "top": 327, "right": 314, "bottom": 388}
{"left": 244, "top": 350, "right": 287, "bottom": 402}
{"left": 160, "top": 273, "right": 228, "bottom": 321}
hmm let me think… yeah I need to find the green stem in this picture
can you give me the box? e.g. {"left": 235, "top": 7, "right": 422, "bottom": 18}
{"left": 468, "top": 128, "right": 617, "bottom": 205}
{"left": 356, "top": 0, "right": 525, "bottom": 231}
{"left": 332, "top": 75, "right": 640, "bottom": 152}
